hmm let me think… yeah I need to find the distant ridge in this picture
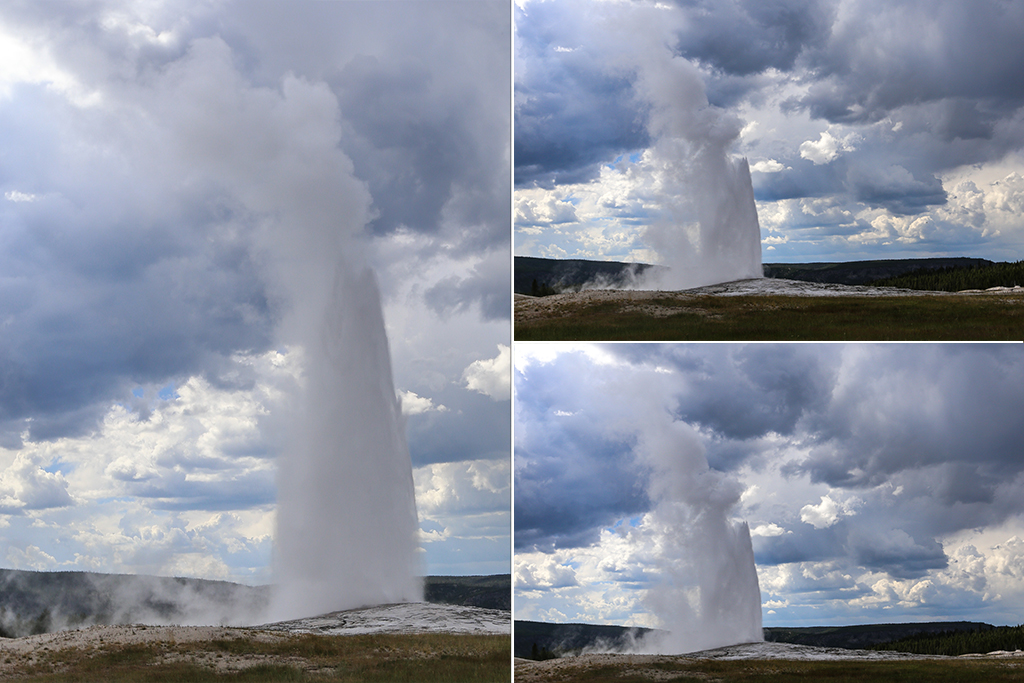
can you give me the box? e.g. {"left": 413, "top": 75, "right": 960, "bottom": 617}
{"left": 515, "top": 620, "right": 661, "bottom": 659}
{"left": 0, "top": 568, "right": 509, "bottom": 638}
{"left": 763, "top": 622, "right": 995, "bottom": 650}
{"left": 514, "top": 256, "right": 663, "bottom": 294}
{"left": 515, "top": 618, "right": 996, "bottom": 659}
{"left": 762, "top": 257, "right": 994, "bottom": 286}
{"left": 514, "top": 255, "right": 996, "bottom": 294}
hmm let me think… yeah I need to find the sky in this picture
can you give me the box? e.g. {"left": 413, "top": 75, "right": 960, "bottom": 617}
{"left": 514, "top": 0, "right": 1024, "bottom": 266}
{"left": 0, "top": 0, "right": 510, "bottom": 586}
{"left": 514, "top": 344, "right": 1024, "bottom": 629}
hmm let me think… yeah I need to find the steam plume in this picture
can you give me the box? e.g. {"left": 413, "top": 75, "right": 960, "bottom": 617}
{"left": 636, "top": 51, "right": 763, "bottom": 290}
{"left": 634, "top": 417, "right": 762, "bottom": 653}
{"left": 269, "top": 261, "right": 423, "bottom": 621}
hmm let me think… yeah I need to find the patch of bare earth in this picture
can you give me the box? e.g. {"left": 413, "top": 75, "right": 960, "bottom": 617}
{"left": 514, "top": 654, "right": 702, "bottom": 682}
{"left": 0, "top": 625, "right": 292, "bottom": 678}
{"left": 515, "top": 289, "right": 709, "bottom": 323}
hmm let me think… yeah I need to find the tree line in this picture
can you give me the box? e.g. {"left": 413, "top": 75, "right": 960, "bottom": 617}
{"left": 869, "top": 260, "right": 1024, "bottom": 292}
{"left": 870, "top": 624, "right": 1024, "bottom": 656}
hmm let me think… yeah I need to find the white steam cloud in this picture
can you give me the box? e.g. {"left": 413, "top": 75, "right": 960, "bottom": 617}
{"left": 633, "top": 418, "right": 763, "bottom": 653}
{"left": 271, "top": 265, "right": 422, "bottom": 620}
{"left": 148, "top": 34, "right": 422, "bottom": 621}
{"left": 633, "top": 30, "right": 763, "bottom": 290}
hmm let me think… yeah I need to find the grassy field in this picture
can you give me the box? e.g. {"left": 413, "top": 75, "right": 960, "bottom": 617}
{"left": 515, "top": 656, "right": 1024, "bottom": 682}
{"left": 0, "top": 632, "right": 510, "bottom": 682}
{"left": 515, "top": 294, "right": 1024, "bottom": 341}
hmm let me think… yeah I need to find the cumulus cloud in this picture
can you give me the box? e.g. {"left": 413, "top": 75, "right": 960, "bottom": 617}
{"left": 463, "top": 344, "right": 511, "bottom": 400}
{"left": 399, "top": 391, "right": 448, "bottom": 416}
{"left": 799, "top": 494, "right": 863, "bottom": 529}
{"left": 799, "top": 131, "right": 855, "bottom": 165}
{"left": 414, "top": 458, "right": 510, "bottom": 575}
{"left": 0, "top": 453, "right": 73, "bottom": 513}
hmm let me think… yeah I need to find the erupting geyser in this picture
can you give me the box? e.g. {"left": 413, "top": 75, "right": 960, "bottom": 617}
{"left": 270, "top": 263, "right": 422, "bottom": 621}
{"left": 636, "top": 51, "right": 762, "bottom": 290}
{"left": 635, "top": 418, "right": 762, "bottom": 654}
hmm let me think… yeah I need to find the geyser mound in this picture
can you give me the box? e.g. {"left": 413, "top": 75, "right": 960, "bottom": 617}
{"left": 270, "top": 264, "right": 422, "bottom": 621}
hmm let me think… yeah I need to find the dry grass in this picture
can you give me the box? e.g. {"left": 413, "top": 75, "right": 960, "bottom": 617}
{"left": 0, "top": 628, "right": 509, "bottom": 682}
{"left": 515, "top": 293, "right": 1024, "bottom": 340}
{"left": 514, "top": 654, "right": 1024, "bottom": 683}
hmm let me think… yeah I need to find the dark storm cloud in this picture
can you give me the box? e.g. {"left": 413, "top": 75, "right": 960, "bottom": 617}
{"left": 753, "top": 524, "right": 845, "bottom": 566}
{"left": 515, "top": 432, "right": 649, "bottom": 551}
{"left": 514, "top": 352, "right": 651, "bottom": 550}
{"left": 670, "top": 0, "right": 836, "bottom": 77}
{"left": 794, "top": 0, "right": 1024, "bottom": 125}
{"left": 751, "top": 160, "right": 846, "bottom": 203}
{"left": 793, "top": 345, "right": 1024, "bottom": 489}
{"left": 0, "top": 82, "right": 274, "bottom": 441}
{"left": 331, "top": 51, "right": 509, "bottom": 249}
{"left": 514, "top": 2, "right": 650, "bottom": 187}
{"left": 405, "top": 385, "right": 510, "bottom": 467}
{"left": 673, "top": 345, "right": 838, "bottom": 442}
{"left": 423, "top": 249, "right": 511, "bottom": 322}
{"left": 847, "top": 164, "right": 947, "bottom": 215}
{"left": 607, "top": 344, "right": 840, "bottom": 443}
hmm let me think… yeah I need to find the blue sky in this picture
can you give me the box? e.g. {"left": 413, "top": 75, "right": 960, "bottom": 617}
{"left": 515, "top": 344, "right": 1024, "bottom": 628}
{"left": 514, "top": 0, "right": 1024, "bottom": 265}
{"left": 0, "top": 1, "right": 509, "bottom": 585}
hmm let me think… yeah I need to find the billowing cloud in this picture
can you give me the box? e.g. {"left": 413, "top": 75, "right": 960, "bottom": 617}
{"left": 799, "top": 131, "right": 856, "bottom": 165}
{"left": 463, "top": 344, "right": 511, "bottom": 400}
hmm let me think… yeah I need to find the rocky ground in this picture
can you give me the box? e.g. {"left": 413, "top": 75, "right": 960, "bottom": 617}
{"left": 260, "top": 601, "right": 511, "bottom": 636}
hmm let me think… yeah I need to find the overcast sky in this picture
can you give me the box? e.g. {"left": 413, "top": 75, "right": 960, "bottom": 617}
{"left": 514, "top": 0, "right": 1024, "bottom": 265}
{"left": 0, "top": 0, "right": 510, "bottom": 585}
{"left": 515, "top": 344, "right": 1024, "bottom": 628}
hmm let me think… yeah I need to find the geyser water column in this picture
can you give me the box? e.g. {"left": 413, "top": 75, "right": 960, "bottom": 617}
{"left": 635, "top": 48, "right": 763, "bottom": 290}
{"left": 635, "top": 417, "right": 763, "bottom": 653}
{"left": 271, "top": 263, "right": 423, "bottom": 621}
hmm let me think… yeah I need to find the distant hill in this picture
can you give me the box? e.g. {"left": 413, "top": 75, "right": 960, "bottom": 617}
{"left": 514, "top": 620, "right": 660, "bottom": 659}
{"left": 514, "top": 255, "right": 998, "bottom": 294}
{"left": 514, "top": 256, "right": 662, "bottom": 294}
{"left": 763, "top": 257, "right": 994, "bottom": 286}
{"left": 869, "top": 259, "right": 1024, "bottom": 291}
{"left": 0, "top": 568, "right": 509, "bottom": 638}
{"left": 763, "top": 622, "right": 994, "bottom": 650}
{"left": 424, "top": 574, "right": 509, "bottom": 612}
{"left": 515, "top": 619, "right": 998, "bottom": 659}
{"left": 0, "top": 568, "right": 269, "bottom": 637}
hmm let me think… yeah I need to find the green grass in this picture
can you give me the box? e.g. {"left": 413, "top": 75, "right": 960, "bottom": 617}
{"left": 517, "top": 657, "right": 1024, "bottom": 682}
{"left": 2, "top": 633, "right": 509, "bottom": 683}
{"left": 515, "top": 294, "right": 1024, "bottom": 340}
